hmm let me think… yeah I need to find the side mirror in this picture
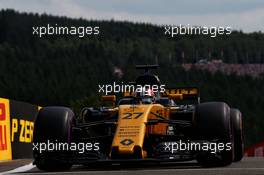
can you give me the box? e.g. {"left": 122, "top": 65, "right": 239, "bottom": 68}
{"left": 101, "top": 95, "right": 116, "bottom": 106}
{"left": 168, "top": 94, "right": 183, "bottom": 100}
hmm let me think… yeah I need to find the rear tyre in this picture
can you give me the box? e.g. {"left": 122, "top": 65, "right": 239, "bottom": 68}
{"left": 231, "top": 108, "right": 244, "bottom": 162}
{"left": 194, "top": 102, "right": 234, "bottom": 167}
{"left": 33, "top": 107, "right": 75, "bottom": 171}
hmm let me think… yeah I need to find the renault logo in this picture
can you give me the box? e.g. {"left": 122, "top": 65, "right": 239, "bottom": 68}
{"left": 120, "top": 139, "right": 134, "bottom": 146}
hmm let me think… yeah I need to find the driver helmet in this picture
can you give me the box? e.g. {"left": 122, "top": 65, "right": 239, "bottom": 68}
{"left": 136, "top": 86, "right": 155, "bottom": 104}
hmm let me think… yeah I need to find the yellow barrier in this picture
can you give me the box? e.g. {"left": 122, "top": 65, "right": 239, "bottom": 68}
{"left": 0, "top": 98, "right": 12, "bottom": 161}
{"left": 0, "top": 98, "right": 40, "bottom": 161}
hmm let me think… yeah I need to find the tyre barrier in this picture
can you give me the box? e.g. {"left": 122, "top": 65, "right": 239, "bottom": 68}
{"left": 0, "top": 98, "right": 40, "bottom": 161}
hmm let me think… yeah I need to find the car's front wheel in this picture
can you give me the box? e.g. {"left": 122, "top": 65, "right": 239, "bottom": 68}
{"left": 33, "top": 106, "right": 74, "bottom": 171}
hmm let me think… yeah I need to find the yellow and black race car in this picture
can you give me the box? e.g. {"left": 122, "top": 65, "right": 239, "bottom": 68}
{"left": 33, "top": 65, "right": 244, "bottom": 171}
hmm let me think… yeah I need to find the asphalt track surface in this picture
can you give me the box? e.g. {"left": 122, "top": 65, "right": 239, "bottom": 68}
{"left": 1, "top": 157, "right": 264, "bottom": 175}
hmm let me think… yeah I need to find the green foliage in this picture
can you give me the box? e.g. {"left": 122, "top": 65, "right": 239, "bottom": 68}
{"left": 0, "top": 9, "right": 264, "bottom": 147}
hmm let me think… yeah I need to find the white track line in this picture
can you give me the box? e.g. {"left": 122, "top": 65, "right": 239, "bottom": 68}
{"left": 17, "top": 167, "right": 264, "bottom": 175}
{"left": 0, "top": 163, "right": 35, "bottom": 175}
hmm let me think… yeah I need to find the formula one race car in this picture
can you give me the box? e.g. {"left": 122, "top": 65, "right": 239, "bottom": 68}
{"left": 33, "top": 65, "right": 244, "bottom": 171}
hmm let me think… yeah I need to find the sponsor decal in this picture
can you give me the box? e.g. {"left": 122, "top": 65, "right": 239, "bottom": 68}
{"left": 0, "top": 103, "right": 7, "bottom": 150}
{"left": 11, "top": 119, "right": 34, "bottom": 143}
{"left": 10, "top": 100, "right": 38, "bottom": 159}
{"left": 0, "top": 98, "right": 12, "bottom": 160}
{"left": 120, "top": 139, "right": 134, "bottom": 146}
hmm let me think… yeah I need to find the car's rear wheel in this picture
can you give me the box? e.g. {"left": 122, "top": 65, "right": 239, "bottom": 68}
{"left": 33, "top": 107, "right": 75, "bottom": 171}
{"left": 194, "top": 102, "right": 234, "bottom": 167}
{"left": 231, "top": 108, "right": 244, "bottom": 162}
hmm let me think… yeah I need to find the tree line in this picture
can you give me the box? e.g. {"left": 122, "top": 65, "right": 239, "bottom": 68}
{"left": 0, "top": 9, "right": 264, "bottom": 147}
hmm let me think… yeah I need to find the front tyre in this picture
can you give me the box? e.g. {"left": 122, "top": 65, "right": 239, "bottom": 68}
{"left": 33, "top": 107, "right": 75, "bottom": 171}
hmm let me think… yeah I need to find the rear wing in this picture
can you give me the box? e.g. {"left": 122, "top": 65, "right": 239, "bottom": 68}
{"left": 136, "top": 65, "right": 158, "bottom": 75}
{"left": 162, "top": 87, "right": 200, "bottom": 103}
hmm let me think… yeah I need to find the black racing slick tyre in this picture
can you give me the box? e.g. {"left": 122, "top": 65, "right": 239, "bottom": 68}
{"left": 231, "top": 108, "right": 244, "bottom": 162}
{"left": 194, "top": 102, "right": 234, "bottom": 167}
{"left": 33, "top": 107, "right": 75, "bottom": 171}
